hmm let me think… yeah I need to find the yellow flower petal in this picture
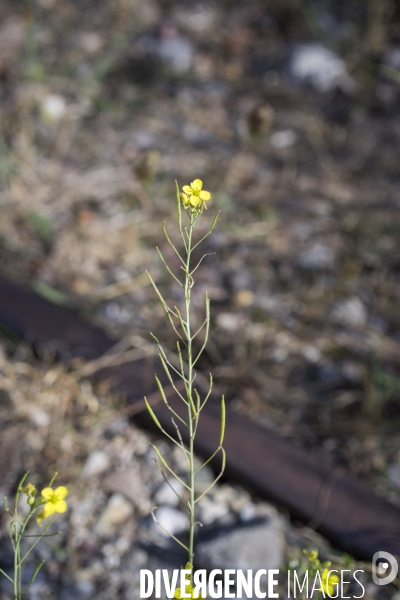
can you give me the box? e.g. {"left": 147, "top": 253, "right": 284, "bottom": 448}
{"left": 199, "top": 190, "right": 210, "bottom": 201}
{"left": 54, "top": 500, "right": 67, "bottom": 513}
{"left": 180, "top": 193, "right": 190, "bottom": 206}
{"left": 190, "top": 195, "right": 201, "bottom": 207}
{"left": 43, "top": 502, "right": 56, "bottom": 516}
{"left": 36, "top": 511, "right": 46, "bottom": 526}
{"left": 41, "top": 487, "right": 53, "bottom": 500}
{"left": 182, "top": 185, "right": 192, "bottom": 195}
{"left": 190, "top": 179, "right": 202, "bottom": 192}
{"left": 174, "top": 589, "right": 181, "bottom": 599}
{"left": 54, "top": 486, "right": 68, "bottom": 500}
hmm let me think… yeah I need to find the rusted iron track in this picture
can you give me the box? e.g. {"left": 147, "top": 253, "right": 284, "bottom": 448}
{"left": 0, "top": 274, "right": 399, "bottom": 561}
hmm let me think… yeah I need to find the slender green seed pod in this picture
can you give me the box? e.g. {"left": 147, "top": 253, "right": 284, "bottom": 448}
{"left": 144, "top": 397, "right": 161, "bottom": 429}
{"left": 219, "top": 395, "right": 226, "bottom": 446}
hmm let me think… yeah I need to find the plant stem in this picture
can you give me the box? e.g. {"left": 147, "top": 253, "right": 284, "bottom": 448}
{"left": 185, "top": 213, "right": 195, "bottom": 571}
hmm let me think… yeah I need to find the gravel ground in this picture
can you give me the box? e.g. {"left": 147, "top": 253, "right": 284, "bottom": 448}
{"left": 0, "top": 345, "right": 394, "bottom": 600}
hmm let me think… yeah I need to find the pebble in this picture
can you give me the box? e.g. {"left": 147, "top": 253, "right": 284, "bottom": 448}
{"left": 94, "top": 493, "right": 133, "bottom": 538}
{"left": 157, "top": 36, "right": 194, "bottom": 74}
{"left": 40, "top": 94, "right": 67, "bottom": 121}
{"left": 194, "top": 465, "right": 216, "bottom": 493}
{"left": 297, "top": 242, "right": 335, "bottom": 270}
{"left": 330, "top": 297, "right": 367, "bottom": 327}
{"left": 103, "top": 468, "right": 152, "bottom": 514}
{"left": 217, "top": 312, "right": 245, "bottom": 332}
{"left": 82, "top": 451, "right": 110, "bottom": 478}
{"left": 197, "top": 495, "right": 231, "bottom": 526}
{"left": 154, "top": 478, "right": 185, "bottom": 507}
{"left": 150, "top": 505, "right": 189, "bottom": 537}
{"left": 289, "top": 43, "right": 354, "bottom": 93}
{"left": 270, "top": 129, "right": 297, "bottom": 148}
{"left": 196, "top": 503, "right": 284, "bottom": 572}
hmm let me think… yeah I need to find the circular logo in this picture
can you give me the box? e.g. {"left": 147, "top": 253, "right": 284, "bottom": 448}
{"left": 372, "top": 552, "right": 398, "bottom": 585}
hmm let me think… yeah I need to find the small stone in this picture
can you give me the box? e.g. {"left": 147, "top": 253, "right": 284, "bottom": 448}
{"left": 157, "top": 36, "right": 194, "bottom": 74}
{"left": 330, "top": 297, "right": 367, "bottom": 327}
{"left": 194, "top": 465, "right": 216, "bottom": 493}
{"left": 197, "top": 496, "right": 230, "bottom": 526}
{"left": 40, "top": 94, "right": 67, "bottom": 121}
{"left": 289, "top": 44, "right": 354, "bottom": 93}
{"left": 297, "top": 242, "right": 335, "bottom": 270}
{"left": 103, "top": 469, "right": 152, "bottom": 514}
{"left": 94, "top": 494, "right": 133, "bottom": 538}
{"left": 196, "top": 503, "right": 284, "bottom": 572}
{"left": 82, "top": 451, "right": 110, "bottom": 478}
{"left": 233, "top": 289, "right": 254, "bottom": 307}
{"left": 270, "top": 129, "right": 297, "bottom": 148}
{"left": 151, "top": 506, "right": 188, "bottom": 537}
{"left": 217, "top": 313, "right": 244, "bottom": 332}
{"left": 30, "top": 408, "right": 51, "bottom": 427}
{"left": 154, "top": 478, "right": 184, "bottom": 507}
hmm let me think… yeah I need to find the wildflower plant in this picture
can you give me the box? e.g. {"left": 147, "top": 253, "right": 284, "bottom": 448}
{"left": 1, "top": 472, "right": 68, "bottom": 600}
{"left": 287, "top": 549, "right": 340, "bottom": 599}
{"left": 145, "top": 179, "right": 225, "bottom": 585}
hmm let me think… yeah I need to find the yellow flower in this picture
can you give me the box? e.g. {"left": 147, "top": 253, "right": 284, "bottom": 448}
{"left": 180, "top": 179, "right": 211, "bottom": 212}
{"left": 174, "top": 564, "right": 206, "bottom": 599}
{"left": 22, "top": 483, "right": 37, "bottom": 497}
{"left": 36, "top": 486, "right": 68, "bottom": 525}
{"left": 321, "top": 568, "right": 339, "bottom": 597}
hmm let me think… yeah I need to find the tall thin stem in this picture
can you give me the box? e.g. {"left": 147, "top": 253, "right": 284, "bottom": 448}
{"left": 185, "top": 212, "right": 196, "bottom": 570}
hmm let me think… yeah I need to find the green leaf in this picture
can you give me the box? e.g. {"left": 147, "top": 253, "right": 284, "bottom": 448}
{"left": 28, "top": 212, "right": 54, "bottom": 246}
{"left": 30, "top": 560, "right": 45, "bottom": 585}
{"left": 32, "top": 281, "right": 70, "bottom": 306}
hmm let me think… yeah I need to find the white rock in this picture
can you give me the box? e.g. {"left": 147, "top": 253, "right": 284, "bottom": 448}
{"left": 94, "top": 493, "right": 133, "bottom": 537}
{"left": 196, "top": 503, "right": 284, "bottom": 572}
{"left": 217, "top": 312, "right": 243, "bottom": 332}
{"left": 30, "top": 407, "right": 51, "bottom": 427}
{"left": 269, "top": 129, "right": 297, "bottom": 148}
{"left": 330, "top": 297, "right": 367, "bottom": 327}
{"left": 194, "top": 465, "right": 215, "bottom": 493}
{"left": 158, "top": 37, "right": 193, "bottom": 74}
{"left": 82, "top": 451, "right": 110, "bottom": 478}
{"left": 302, "top": 345, "right": 321, "bottom": 363}
{"left": 197, "top": 496, "right": 230, "bottom": 526}
{"left": 154, "top": 478, "right": 184, "bottom": 507}
{"left": 239, "top": 502, "right": 257, "bottom": 521}
{"left": 41, "top": 94, "right": 67, "bottom": 121}
{"left": 297, "top": 242, "right": 335, "bottom": 269}
{"left": 151, "top": 506, "right": 188, "bottom": 537}
{"left": 289, "top": 44, "right": 354, "bottom": 93}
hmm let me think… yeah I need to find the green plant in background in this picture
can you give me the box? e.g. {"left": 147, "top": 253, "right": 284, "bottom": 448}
{"left": 0, "top": 472, "right": 68, "bottom": 600}
{"left": 145, "top": 179, "right": 225, "bottom": 592}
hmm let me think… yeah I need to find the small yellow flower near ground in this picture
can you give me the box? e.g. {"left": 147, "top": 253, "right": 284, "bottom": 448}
{"left": 174, "top": 564, "right": 206, "bottom": 599}
{"left": 36, "top": 486, "right": 68, "bottom": 525}
{"left": 321, "top": 568, "right": 340, "bottom": 597}
{"left": 180, "top": 179, "right": 211, "bottom": 212}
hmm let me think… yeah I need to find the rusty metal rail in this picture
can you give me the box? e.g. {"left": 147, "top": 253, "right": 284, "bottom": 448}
{"left": 0, "top": 274, "right": 399, "bottom": 561}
